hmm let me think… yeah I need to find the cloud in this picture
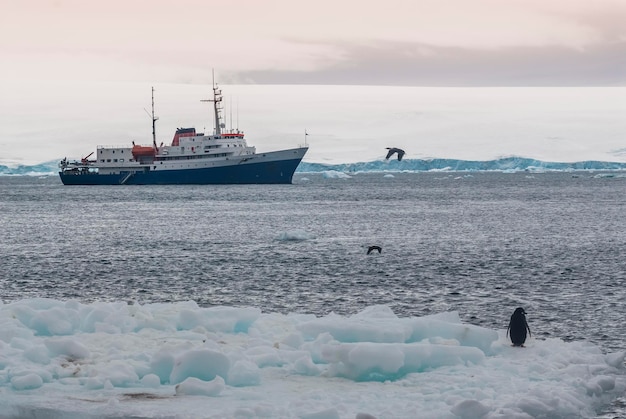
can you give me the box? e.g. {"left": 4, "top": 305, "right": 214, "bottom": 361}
{"left": 2, "top": 0, "right": 625, "bottom": 85}
{"left": 233, "top": 40, "right": 626, "bottom": 86}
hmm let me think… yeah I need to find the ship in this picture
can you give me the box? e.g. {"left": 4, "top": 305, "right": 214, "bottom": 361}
{"left": 59, "top": 82, "right": 308, "bottom": 185}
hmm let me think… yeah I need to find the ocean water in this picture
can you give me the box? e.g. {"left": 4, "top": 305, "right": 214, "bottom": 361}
{"left": 1, "top": 172, "right": 625, "bottom": 355}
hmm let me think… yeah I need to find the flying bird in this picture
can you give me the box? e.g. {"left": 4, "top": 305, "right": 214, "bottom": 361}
{"left": 385, "top": 147, "right": 405, "bottom": 161}
{"left": 507, "top": 307, "right": 531, "bottom": 347}
{"left": 367, "top": 245, "right": 382, "bottom": 255}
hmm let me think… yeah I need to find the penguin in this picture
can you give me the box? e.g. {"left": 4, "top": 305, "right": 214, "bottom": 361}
{"left": 507, "top": 307, "right": 531, "bottom": 347}
{"left": 367, "top": 245, "right": 382, "bottom": 255}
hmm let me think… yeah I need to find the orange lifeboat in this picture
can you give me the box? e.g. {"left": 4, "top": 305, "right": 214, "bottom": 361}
{"left": 132, "top": 145, "right": 156, "bottom": 159}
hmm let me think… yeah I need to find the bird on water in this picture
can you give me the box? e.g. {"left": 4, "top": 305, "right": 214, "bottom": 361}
{"left": 507, "top": 307, "right": 531, "bottom": 347}
{"left": 385, "top": 147, "right": 405, "bottom": 161}
{"left": 367, "top": 245, "right": 382, "bottom": 255}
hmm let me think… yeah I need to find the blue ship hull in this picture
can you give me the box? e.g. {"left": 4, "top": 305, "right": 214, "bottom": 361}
{"left": 59, "top": 156, "right": 304, "bottom": 185}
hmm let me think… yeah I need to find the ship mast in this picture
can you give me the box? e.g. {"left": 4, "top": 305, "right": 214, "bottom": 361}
{"left": 214, "top": 81, "right": 223, "bottom": 136}
{"left": 150, "top": 86, "right": 159, "bottom": 150}
{"left": 201, "top": 69, "right": 223, "bottom": 136}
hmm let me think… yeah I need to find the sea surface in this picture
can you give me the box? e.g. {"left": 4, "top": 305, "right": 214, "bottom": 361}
{"left": 1, "top": 171, "right": 626, "bottom": 417}
{"left": 1, "top": 172, "right": 625, "bottom": 351}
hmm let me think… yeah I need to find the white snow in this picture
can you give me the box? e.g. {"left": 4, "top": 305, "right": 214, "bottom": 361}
{"left": 0, "top": 298, "right": 624, "bottom": 418}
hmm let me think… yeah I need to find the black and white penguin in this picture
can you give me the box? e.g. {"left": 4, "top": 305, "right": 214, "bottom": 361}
{"left": 507, "top": 307, "right": 531, "bottom": 347}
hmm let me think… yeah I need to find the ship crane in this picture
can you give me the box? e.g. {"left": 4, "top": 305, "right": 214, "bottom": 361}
{"left": 81, "top": 152, "right": 94, "bottom": 164}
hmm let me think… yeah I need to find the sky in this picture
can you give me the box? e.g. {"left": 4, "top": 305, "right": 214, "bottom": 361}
{"left": 1, "top": 298, "right": 625, "bottom": 418}
{"left": 1, "top": 0, "right": 625, "bottom": 86}
{"left": 1, "top": 83, "right": 625, "bottom": 166}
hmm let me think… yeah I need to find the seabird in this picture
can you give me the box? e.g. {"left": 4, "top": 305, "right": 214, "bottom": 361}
{"left": 385, "top": 147, "right": 405, "bottom": 161}
{"left": 367, "top": 245, "right": 382, "bottom": 255}
{"left": 507, "top": 307, "right": 532, "bottom": 347}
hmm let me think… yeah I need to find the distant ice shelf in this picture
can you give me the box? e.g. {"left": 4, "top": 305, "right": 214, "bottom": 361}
{"left": 2, "top": 157, "right": 626, "bottom": 176}
{"left": 299, "top": 157, "right": 626, "bottom": 173}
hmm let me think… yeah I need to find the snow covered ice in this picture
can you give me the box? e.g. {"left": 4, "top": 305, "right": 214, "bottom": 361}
{"left": 0, "top": 299, "right": 624, "bottom": 418}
